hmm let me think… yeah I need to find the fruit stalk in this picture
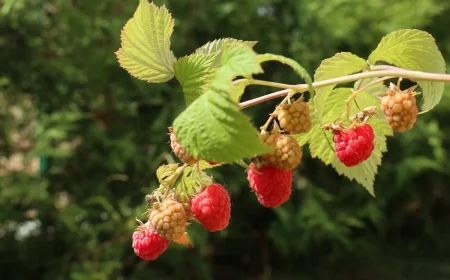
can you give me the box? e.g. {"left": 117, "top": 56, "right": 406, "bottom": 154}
{"left": 343, "top": 76, "right": 394, "bottom": 120}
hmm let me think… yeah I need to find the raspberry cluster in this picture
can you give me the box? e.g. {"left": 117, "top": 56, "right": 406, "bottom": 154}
{"left": 133, "top": 159, "right": 231, "bottom": 262}
{"left": 243, "top": 98, "right": 313, "bottom": 207}
{"left": 246, "top": 131, "right": 302, "bottom": 207}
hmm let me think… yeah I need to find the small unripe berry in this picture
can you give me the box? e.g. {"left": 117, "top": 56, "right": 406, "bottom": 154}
{"left": 260, "top": 133, "right": 302, "bottom": 170}
{"left": 149, "top": 199, "right": 187, "bottom": 240}
{"left": 380, "top": 84, "right": 418, "bottom": 132}
{"left": 276, "top": 99, "right": 312, "bottom": 134}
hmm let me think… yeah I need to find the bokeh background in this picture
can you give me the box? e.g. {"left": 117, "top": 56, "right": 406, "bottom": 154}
{"left": 2, "top": 0, "right": 450, "bottom": 279}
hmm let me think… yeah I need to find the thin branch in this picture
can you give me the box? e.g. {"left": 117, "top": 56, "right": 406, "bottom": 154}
{"left": 240, "top": 89, "right": 290, "bottom": 109}
{"left": 370, "top": 65, "right": 404, "bottom": 71}
{"left": 233, "top": 78, "right": 299, "bottom": 90}
{"left": 259, "top": 95, "right": 289, "bottom": 132}
{"left": 344, "top": 76, "right": 394, "bottom": 120}
{"left": 240, "top": 68, "right": 450, "bottom": 109}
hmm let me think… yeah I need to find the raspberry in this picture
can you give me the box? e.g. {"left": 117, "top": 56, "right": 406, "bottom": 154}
{"left": 132, "top": 223, "right": 170, "bottom": 261}
{"left": 190, "top": 184, "right": 231, "bottom": 232}
{"left": 176, "top": 192, "right": 193, "bottom": 220}
{"left": 333, "top": 124, "right": 375, "bottom": 167}
{"left": 276, "top": 99, "right": 312, "bottom": 134}
{"left": 260, "top": 133, "right": 302, "bottom": 170}
{"left": 169, "top": 127, "right": 198, "bottom": 165}
{"left": 380, "top": 84, "right": 419, "bottom": 132}
{"left": 149, "top": 199, "right": 187, "bottom": 240}
{"left": 246, "top": 163, "right": 293, "bottom": 207}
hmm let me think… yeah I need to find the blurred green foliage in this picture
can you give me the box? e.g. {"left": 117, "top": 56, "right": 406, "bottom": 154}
{"left": 1, "top": 0, "right": 450, "bottom": 279}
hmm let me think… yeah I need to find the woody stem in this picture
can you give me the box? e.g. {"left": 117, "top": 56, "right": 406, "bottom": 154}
{"left": 240, "top": 67, "right": 450, "bottom": 109}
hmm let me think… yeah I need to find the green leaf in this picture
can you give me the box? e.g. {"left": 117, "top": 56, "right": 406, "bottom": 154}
{"left": 175, "top": 41, "right": 259, "bottom": 105}
{"left": 173, "top": 42, "right": 267, "bottom": 163}
{"left": 296, "top": 89, "right": 350, "bottom": 165}
{"left": 234, "top": 159, "right": 250, "bottom": 169}
{"left": 195, "top": 38, "right": 257, "bottom": 67}
{"left": 156, "top": 163, "right": 179, "bottom": 186}
{"left": 116, "top": 0, "right": 176, "bottom": 83}
{"left": 314, "top": 53, "right": 369, "bottom": 123}
{"left": 258, "top": 53, "right": 315, "bottom": 96}
{"left": 173, "top": 89, "right": 271, "bottom": 163}
{"left": 354, "top": 77, "right": 388, "bottom": 97}
{"left": 197, "top": 160, "right": 225, "bottom": 169}
{"left": 195, "top": 38, "right": 257, "bottom": 55}
{"left": 296, "top": 88, "right": 393, "bottom": 196}
{"left": 177, "top": 166, "right": 212, "bottom": 196}
{"left": 174, "top": 53, "right": 217, "bottom": 105}
{"left": 216, "top": 42, "right": 263, "bottom": 85}
{"left": 368, "top": 29, "right": 446, "bottom": 112}
{"left": 229, "top": 79, "right": 250, "bottom": 102}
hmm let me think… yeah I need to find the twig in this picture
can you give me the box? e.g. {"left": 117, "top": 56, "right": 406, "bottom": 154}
{"left": 233, "top": 79, "right": 299, "bottom": 91}
{"left": 240, "top": 67, "right": 450, "bottom": 109}
{"left": 344, "top": 76, "right": 394, "bottom": 120}
{"left": 259, "top": 94, "right": 290, "bottom": 132}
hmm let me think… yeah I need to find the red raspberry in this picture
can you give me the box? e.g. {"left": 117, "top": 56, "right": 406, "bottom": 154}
{"left": 132, "top": 223, "right": 170, "bottom": 261}
{"left": 190, "top": 184, "right": 231, "bottom": 232}
{"left": 333, "top": 124, "right": 375, "bottom": 167}
{"left": 246, "top": 163, "right": 293, "bottom": 207}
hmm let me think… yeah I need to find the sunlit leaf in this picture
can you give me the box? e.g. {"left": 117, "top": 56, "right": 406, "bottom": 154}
{"left": 116, "top": 0, "right": 176, "bottom": 83}
{"left": 174, "top": 53, "right": 217, "bottom": 105}
{"left": 369, "top": 29, "right": 446, "bottom": 112}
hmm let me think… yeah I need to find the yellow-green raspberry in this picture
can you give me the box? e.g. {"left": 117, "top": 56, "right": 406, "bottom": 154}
{"left": 149, "top": 199, "right": 187, "bottom": 240}
{"left": 380, "top": 84, "right": 418, "bottom": 132}
{"left": 260, "top": 133, "right": 302, "bottom": 170}
{"left": 276, "top": 99, "right": 312, "bottom": 134}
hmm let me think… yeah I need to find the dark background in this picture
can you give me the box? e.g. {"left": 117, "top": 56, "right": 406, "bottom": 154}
{"left": 1, "top": 0, "right": 450, "bottom": 279}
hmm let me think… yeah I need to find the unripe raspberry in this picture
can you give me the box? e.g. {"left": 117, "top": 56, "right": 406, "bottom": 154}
{"left": 169, "top": 127, "right": 198, "bottom": 164}
{"left": 190, "top": 184, "right": 231, "bottom": 232}
{"left": 132, "top": 222, "right": 170, "bottom": 261}
{"left": 247, "top": 163, "right": 292, "bottom": 207}
{"left": 260, "top": 133, "right": 302, "bottom": 170}
{"left": 176, "top": 192, "right": 193, "bottom": 220}
{"left": 333, "top": 124, "right": 374, "bottom": 167}
{"left": 276, "top": 99, "right": 312, "bottom": 134}
{"left": 149, "top": 199, "right": 187, "bottom": 240}
{"left": 380, "top": 84, "right": 418, "bottom": 132}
